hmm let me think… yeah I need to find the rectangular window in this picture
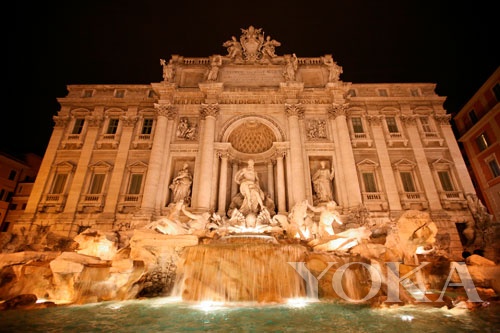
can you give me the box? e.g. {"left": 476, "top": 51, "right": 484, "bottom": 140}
{"left": 386, "top": 117, "right": 399, "bottom": 133}
{"left": 72, "top": 118, "right": 85, "bottom": 134}
{"left": 378, "top": 89, "right": 388, "bottom": 97}
{"left": 0, "top": 222, "right": 10, "bottom": 232}
{"left": 141, "top": 118, "right": 154, "bottom": 134}
{"left": 106, "top": 118, "right": 119, "bottom": 134}
{"left": 420, "top": 117, "right": 432, "bottom": 132}
{"left": 115, "top": 90, "right": 125, "bottom": 98}
{"left": 89, "top": 174, "right": 105, "bottom": 194}
{"left": 362, "top": 173, "right": 377, "bottom": 192}
{"left": 351, "top": 117, "right": 364, "bottom": 133}
{"left": 0, "top": 189, "right": 5, "bottom": 201}
{"left": 82, "top": 90, "right": 93, "bottom": 98}
{"left": 438, "top": 171, "right": 454, "bottom": 191}
{"left": 468, "top": 110, "right": 478, "bottom": 124}
{"left": 493, "top": 83, "right": 500, "bottom": 101}
{"left": 488, "top": 159, "right": 500, "bottom": 178}
{"left": 8, "top": 170, "right": 17, "bottom": 180}
{"left": 9, "top": 203, "right": 17, "bottom": 210}
{"left": 128, "top": 174, "right": 143, "bottom": 194}
{"left": 51, "top": 174, "right": 68, "bottom": 194}
{"left": 400, "top": 172, "right": 416, "bottom": 192}
{"left": 476, "top": 133, "right": 490, "bottom": 151}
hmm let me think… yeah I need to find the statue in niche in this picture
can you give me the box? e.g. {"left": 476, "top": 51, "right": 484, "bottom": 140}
{"left": 312, "top": 161, "right": 335, "bottom": 205}
{"left": 321, "top": 55, "right": 343, "bottom": 83}
{"left": 169, "top": 163, "right": 193, "bottom": 206}
{"left": 234, "top": 159, "right": 266, "bottom": 215}
{"left": 222, "top": 36, "right": 243, "bottom": 60}
{"left": 160, "top": 58, "right": 175, "bottom": 82}
{"left": 283, "top": 53, "right": 298, "bottom": 81}
{"left": 176, "top": 117, "right": 197, "bottom": 140}
{"left": 206, "top": 55, "right": 222, "bottom": 81}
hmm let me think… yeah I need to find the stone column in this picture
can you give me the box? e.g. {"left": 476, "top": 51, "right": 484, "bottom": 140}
{"left": 402, "top": 115, "right": 442, "bottom": 210}
{"left": 139, "top": 103, "right": 176, "bottom": 216}
{"left": 435, "top": 114, "right": 476, "bottom": 194}
{"left": 23, "top": 115, "right": 68, "bottom": 217}
{"left": 156, "top": 113, "right": 177, "bottom": 210}
{"left": 195, "top": 103, "right": 219, "bottom": 211}
{"left": 285, "top": 103, "right": 307, "bottom": 207}
{"left": 267, "top": 160, "right": 275, "bottom": 202}
{"left": 217, "top": 150, "right": 229, "bottom": 215}
{"left": 367, "top": 115, "right": 402, "bottom": 210}
{"left": 329, "top": 103, "right": 362, "bottom": 208}
{"left": 210, "top": 151, "right": 220, "bottom": 211}
{"left": 275, "top": 149, "right": 287, "bottom": 214}
{"left": 103, "top": 115, "right": 138, "bottom": 215}
{"left": 230, "top": 160, "right": 239, "bottom": 199}
{"left": 64, "top": 114, "right": 102, "bottom": 214}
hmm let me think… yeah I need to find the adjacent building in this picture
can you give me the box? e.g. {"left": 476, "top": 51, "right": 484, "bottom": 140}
{"left": 453, "top": 67, "right": 500, "bottom": 222}
{"left": 12, "top": 26, "right": 482, "bottom": 258}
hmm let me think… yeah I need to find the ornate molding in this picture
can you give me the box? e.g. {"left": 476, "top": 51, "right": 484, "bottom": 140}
{"left": 284, "top": 103, "right": 304, "bottom": 119}
{"left": 400, "top": 115, "right": 417, "bottom": 126}
{"left": 366, "top": 115, "right": 384, "bottom": 126}
{"left": 216, "top": 150, "right": 230, "bottom": 159}
{"left": 200, "top": 103, "right": 220, "bottom": 119}
{"left": 120, "top": 115, "right": 139, "bottom": 127}
{"left": 434, "top": 114, "right": 451, "bottom": 125}
{"left": 274, "top": 148, "right": 288, "bottom": 159}
{"left": 328, "top": 103, "right": 349, "bottom": 119}
{"left": 85, "top": 115, "right": 103, "bottom": 127}
{"left": 53, "top": 116, "right": 69, "bottom": 127}
{"left": 154, "top": 103, "right": 177, "bottom": 119}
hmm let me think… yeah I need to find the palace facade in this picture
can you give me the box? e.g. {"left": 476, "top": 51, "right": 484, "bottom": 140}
{"left": 14, "top": 26, "right": 479, "bottom": 258}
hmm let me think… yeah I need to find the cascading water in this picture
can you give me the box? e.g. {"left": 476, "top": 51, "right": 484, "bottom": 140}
{"left": 172, "top": 234, "right": 309, "bottom": 303}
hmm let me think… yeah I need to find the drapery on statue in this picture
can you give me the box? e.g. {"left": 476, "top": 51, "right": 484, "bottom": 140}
{"left": 312, "top": 160, "right": 335, "bottom": 204}
{"left": 160, "top": 58, "right": 175, "bottom": 82}
{"left": 283, "top": 53, "right": 298, "bottom": 81}
{"left": 234, "top": 159, "right": 265, "bottom": 215}
{"left": 321, "top": 55, "right": 343, "bottom": 83}
{"left": 169, "top": 163, "right": 193, "bottom": 205}
{"left": 223, "top": 36, "right": 243, "bottom": 60}
{"left": 206, "top": 55, "right": 222, "bottom": 81}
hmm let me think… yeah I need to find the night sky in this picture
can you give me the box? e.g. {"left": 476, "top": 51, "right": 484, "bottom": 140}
{"left": 5, "top": 0, "right": 498, "bottom": 158}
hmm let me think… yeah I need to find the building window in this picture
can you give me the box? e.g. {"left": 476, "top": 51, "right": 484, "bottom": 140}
{"left": 400, "top": 172, "right": 416, "bottom": 192}
{"left": 128, "top": 174, "right": 143, "bottom": 194}
{"left": 89, "top": 173, "right": 105, "bottom": 194}
{"left": 468, "top": 110, "right": 478, "bottom": 125}
{"left": 72, "top": 118, "right": 85, "bottom": 134}
{"left": 115, "top": 90, "right": 125, "bottom": 98}
{"left": 386, "top": 117, "right": 399, "bottom": 133}
{"left": 82, "top": 90, "right": 94, "bottom": 98}
{"left": 0, "top": 189, "right": 5, "bottom": 201}
{"left": 8, "top": 170, "right": 17, "bottom": 180}
{"left": 378, "top": 89, "right": 388, "bottom": 97}
{"left": 9, "top": 203, "right": 17, "bottom": 210}
{"left": 106, "top": 118, "right": 119, "bottom": 134}
{"left": 22, "top": 203, "right": 26, "bottom": 209}
{"left": 487, "top": 158, "right": 500, "bottom": 178}
{"left": 351, "top": 117, "right": 364, "bottom": 133}
{"left": 420, "top": 117, "right": 432, "bottom": 133}
{"left": 17, "top": 186, "right": 23, "bottom": 193}
{"left": 0, "top": 222, "right": 10, "bottom": 232}
{"left": 493, "top": 83, "right": 500, "bottom": 101}
{"left": 410, "top": 89, "right": 420, "bottom": 97}
{"left": 438, "top": 171, "right": 454, "bottom": 191}
{"left": 476, "top": 132, "right": 490, "bottom": 151}
{"left": 141, "top": 118, "right": 154, "bottom": 135}
{"left": 51, "top": 173, "right": 68, "bottom": 194}
{"left": 362, "top": 173, "right": 377, "bottom": 192}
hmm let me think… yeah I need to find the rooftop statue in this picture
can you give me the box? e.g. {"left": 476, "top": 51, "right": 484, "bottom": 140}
{"left": 223, "top": 26, "right": 281, "bottom": 63}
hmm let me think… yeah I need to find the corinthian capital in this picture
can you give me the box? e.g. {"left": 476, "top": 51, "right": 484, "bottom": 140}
{"left": 284, "top": 103, "right": 304, "bottom": 119}
{"left": 328, "top": 103, "right": 349, "bottom": 119}
{"left": 400, "top": 115, "right": 417, "bottom": 126}
{"left": 120, "top": 115, "right": 139, "bottom": 127}
{"left": 200, "top": 103, "right": 220, "bottom": 119}
{"left": 86, "top": 115, "right": 103, "bottom": 127}
{"left": 53, "top": 115, "right": 69, "bottom": 127}
{"left": 434, "top": 114, "right": 451, "bottom": 125}
{"left": 154, "top": 103, "right": 177, "bottom": 119}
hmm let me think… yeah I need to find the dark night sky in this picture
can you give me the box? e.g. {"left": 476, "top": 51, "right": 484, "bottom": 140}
{"left": 5, "top": 0, "right": 498, "bottom": 158}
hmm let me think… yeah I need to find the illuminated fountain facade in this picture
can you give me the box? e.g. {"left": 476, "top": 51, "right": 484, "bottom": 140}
{"left": 1, "top": 26, "right": 498, "bottom": 307}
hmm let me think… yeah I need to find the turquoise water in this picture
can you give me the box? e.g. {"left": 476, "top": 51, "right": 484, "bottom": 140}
{"left": 0, "top": 297, "right": 499, "bottom": 333}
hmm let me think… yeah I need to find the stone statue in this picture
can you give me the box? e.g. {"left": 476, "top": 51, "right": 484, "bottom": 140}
{"left": 176, "top": 117, "right": 197, "bottom": 140}
{"left": 169, "top": 163, "right": 193, "bottom": 205}
{"left": 261, "top": 35, "right": 280, "bottom": 59}
{"left": 234, "top": 159, "right": 265, "bottom": 215}
{"left": 283, "top": 53, "right": 298, "bottom": 81}
{"left": 160, "top": 58, "right": 175, "bottom": 82}
{"left": 206, "top": 55, "right": 222, "bottom": 81}
{"left": 312, "top": 161, "right": 335, "bottom": 204}
{"left": 322, "top": 55, "right": 343, "bottom": 83}
{"left": 223, "top": 36, "right": 243, "bottom": 60}
{"left": 316, "top": 200, "right": 343, "bottom": 238}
